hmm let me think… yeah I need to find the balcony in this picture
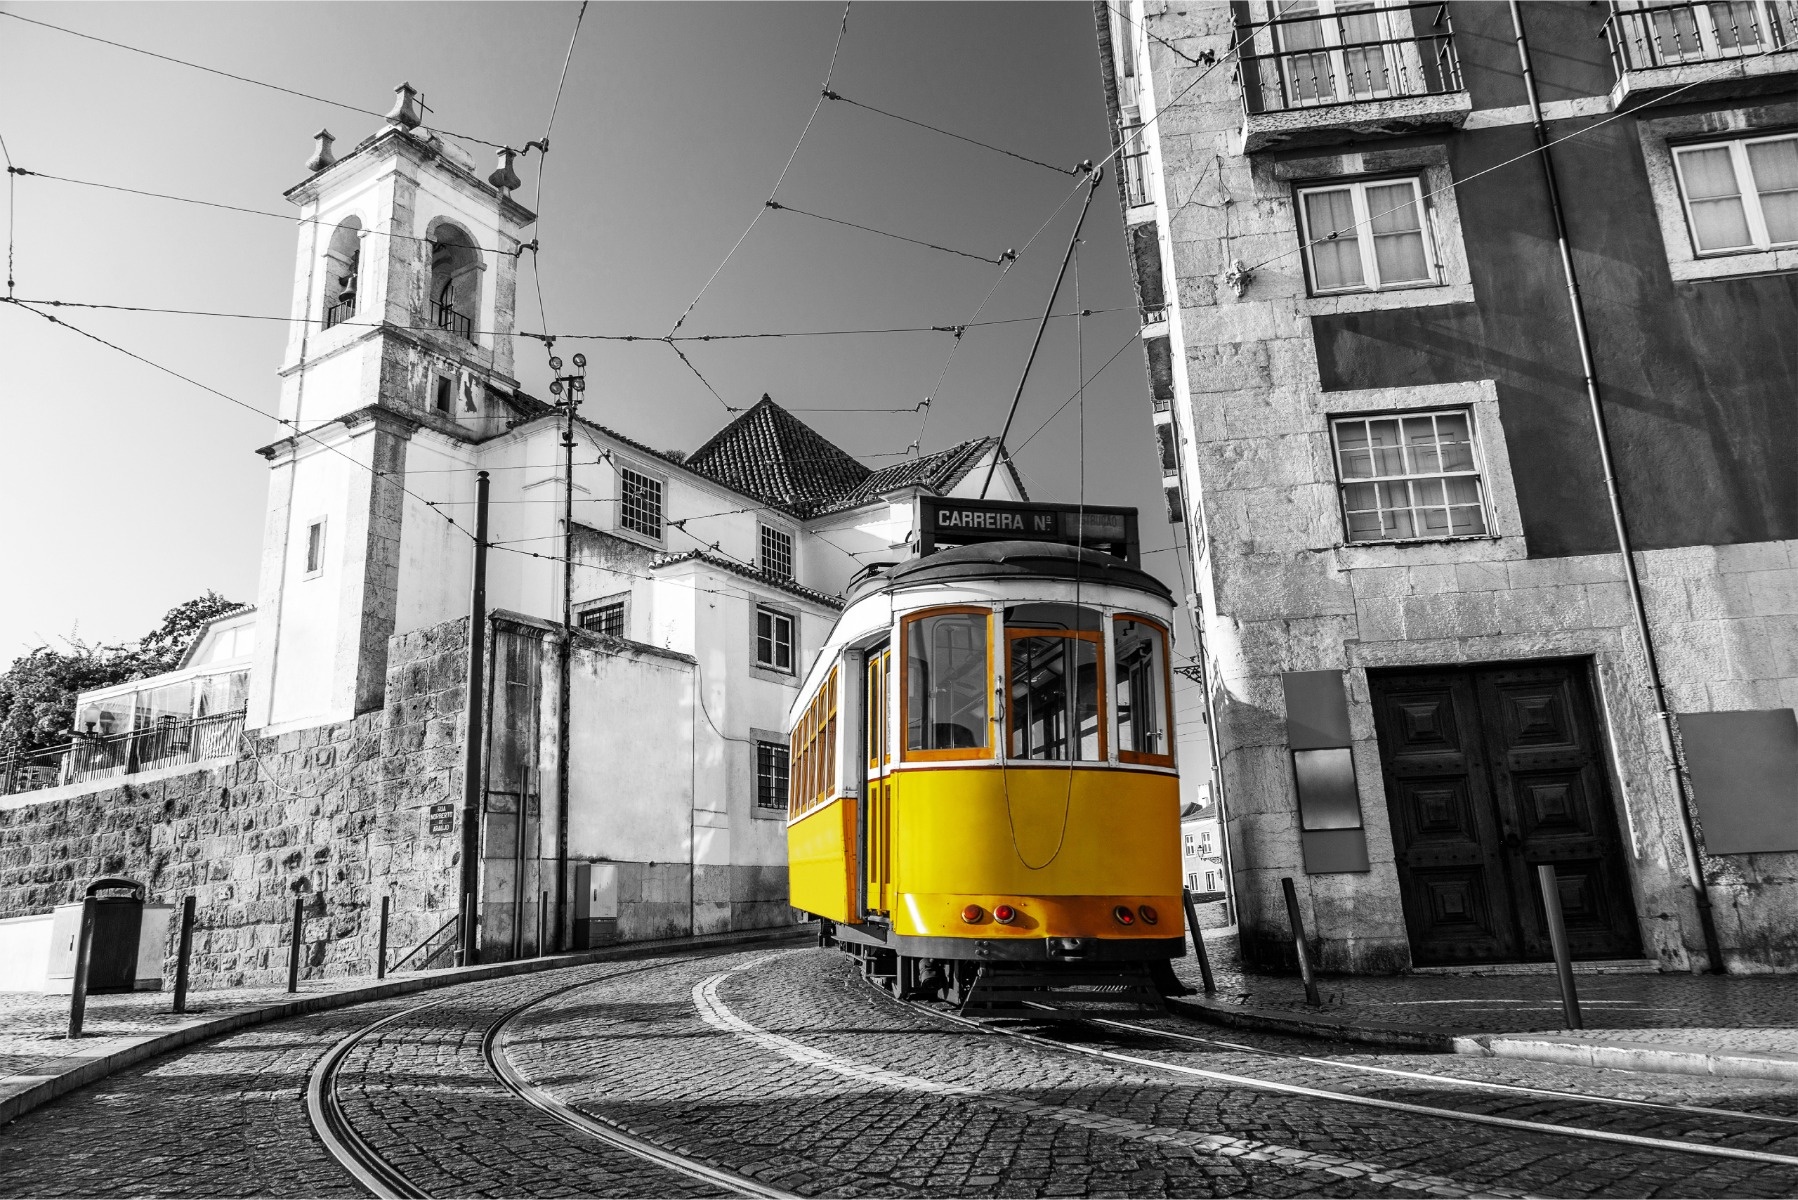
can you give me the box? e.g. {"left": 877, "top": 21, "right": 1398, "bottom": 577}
{"left": 1, "top": 708, "right": 247, "bottom": 796}
{"left": 1233, "top": 2, "right": 1471, "bottom": 154}
{"left": 1119, "top": 120, "right": 1152, "bottom": 210}
{"left": 1603, "top": 1, "right": 1798, "bottom": 108}
{"left": 432, "top": 299, "right": 473, "bottom": 341}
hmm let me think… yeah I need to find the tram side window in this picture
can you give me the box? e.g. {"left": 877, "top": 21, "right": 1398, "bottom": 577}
{"left": 789, "top": 667, "right": 839, "bottom": 817}
{"left": 1007, "top": 606, "right": 1103, "bottom": 761}
{"left": 1115, "top": 617, "right": 1172, "bottom": 765}
{"left": 905, "top": 612, "right": 989, "bottom": 754}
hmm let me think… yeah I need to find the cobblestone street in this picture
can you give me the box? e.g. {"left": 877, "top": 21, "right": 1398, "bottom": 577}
{"left": 2, "top": 942, "right": 1795, "bottom": 1197}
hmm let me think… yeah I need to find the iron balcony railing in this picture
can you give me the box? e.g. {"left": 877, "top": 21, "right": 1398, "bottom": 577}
{"left": 1603, "top": 1, "right": 1797, "bottom": 72}
{"left": 1119, "top": 121, "right": 1151, "bottom": 207}
{"left": 323, "top": 295, "right": 356, "bottom": 330}
{"left": 432, "top": 300, "right": 473, "bottom": 340}
{"left": 0, "top": 708, "right": 246, "bottom": 796}
{"left": 1235, "top": 1, "right": 1463, "bottom": 116}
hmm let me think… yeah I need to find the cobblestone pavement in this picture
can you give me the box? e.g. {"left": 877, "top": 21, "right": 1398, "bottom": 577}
{"left": 1174, "top": 932, "right": 1798, "bottom": 1054}
{"left": 2, "top": 941, "right": 1796, "bottom": 1197}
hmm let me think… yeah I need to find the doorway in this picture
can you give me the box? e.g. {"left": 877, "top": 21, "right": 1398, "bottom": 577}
{"left": 862, "top": 643, "right": 893, "bottom": 919}
{"left": 1368, "top": 660, "right": 1642, "bottom": 967}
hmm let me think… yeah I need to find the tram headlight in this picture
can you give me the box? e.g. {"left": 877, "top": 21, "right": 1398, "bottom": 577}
{"left": 1138, "top": 905, "right": 1159, "bottom": 926}
{"left": 993, "top": 904, "right": 1018, "bottom": 925}
{"left": 960, "top": 904, "right": 985, "bottom": 924}
{"left": 1112, "top": 905, "right": 1135, "bottom": 926}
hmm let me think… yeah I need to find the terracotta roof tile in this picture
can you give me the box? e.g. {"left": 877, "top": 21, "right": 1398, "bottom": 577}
{"left": 683, "top": 396, "right": 870, "bottom": 517}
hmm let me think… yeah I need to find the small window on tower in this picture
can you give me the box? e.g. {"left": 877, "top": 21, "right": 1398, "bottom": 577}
{"left": 304, "top": 520, "right": 327, "bottom": 578}
{"left": 759, "top": 525, "right": 793, "bottom": 580}
{"left": 434, "top": 375, "right": 453, "bottom": 415}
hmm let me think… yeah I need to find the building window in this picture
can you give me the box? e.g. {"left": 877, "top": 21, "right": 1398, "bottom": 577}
{"left": 755, "top": 606, "right": 794, "bottom": 674}
{"left": 434, "top": 375, "right": 453, "bottom": 415}
{"left": 304, "top": 520, "right": 327, "bottom": 578}
{"left": 755, "top": 741, "right": 789, "bottom": 812}
{"left": 1297, "top": 177, "right": 1438, "bottom": 295}
{"left": 1199, "top": 831, "right": 1215, "bottom": 856}
{"left": 1672, "top": 134, "right": 1798, "bottom": 256}
{"left": 1188, "top": 872, "right": 1201, "bottom": 890}
{"left": 760, "top": 524, "right": 793, "bottom": 580}
{"left": 578, "top": 600, "right": 626, "bottom": 638}
{"left": 619, "top": 467, "right": 663, "bottom": 539}
{"left": 1184, "top": 832, "right": 1197, "bottom": 856}
{"left": 1205, "top": 870, "right": 1219, "bottom": 892}
{"left": 1331, "top": 411, "right": 1488, "bottom": 544}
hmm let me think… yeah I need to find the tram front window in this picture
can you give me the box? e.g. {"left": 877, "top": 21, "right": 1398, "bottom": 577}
{"left": 906, "top": 611, "right": 988, "bottom": 752}
{"left": 1115, "top": 617, "right": 1171, "bottom": 764}
{"left": 1008, "top": 634, "right": 1101, "bottom": 760}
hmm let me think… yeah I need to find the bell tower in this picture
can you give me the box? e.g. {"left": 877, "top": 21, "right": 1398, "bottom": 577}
{"left": 247, "top": 85, "right": 537, "bottom": 732}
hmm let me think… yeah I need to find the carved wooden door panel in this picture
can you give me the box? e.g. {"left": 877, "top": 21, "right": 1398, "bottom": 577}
{"left": 1371, "top": 661, "right": 1640, "bottom": 966}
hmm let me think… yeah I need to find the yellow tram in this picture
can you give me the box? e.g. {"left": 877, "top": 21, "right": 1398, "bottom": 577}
{"left": 785, "top": 504, "right": 1188, "bottom": 1007}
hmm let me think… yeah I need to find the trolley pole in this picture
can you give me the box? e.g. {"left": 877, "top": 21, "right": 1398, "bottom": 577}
{"left": 458, "top": 470, "right": 490, "bottom": 967}
{"left": 547, "top": 353, "right": 587, "bottom": 953}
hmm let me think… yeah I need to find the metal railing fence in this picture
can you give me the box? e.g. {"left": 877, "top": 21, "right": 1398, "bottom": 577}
{"left": 0, "top": 708, "right": 246, "bottom": 795}
{"left": 1235, "top": 1, "right": 1463, "bottom": 117}
{"left": 1603, "top": 0, "right": 1798, "bottom": 72}
{"left": 431, "top": 300, "right": 473, "bottom": 340}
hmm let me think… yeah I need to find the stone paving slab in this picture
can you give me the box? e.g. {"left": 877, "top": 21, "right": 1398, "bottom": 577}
{"left": 0, "top": 923, "right": 811, "bottom": 1128}
{"left": 1173, "top": 929, "right": 1798, "bottom": 1080}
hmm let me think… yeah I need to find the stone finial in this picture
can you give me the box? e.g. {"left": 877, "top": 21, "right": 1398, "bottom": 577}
{"left": 386, "top": 82, "right": 423, "bottom": 129}
{"left": 307, "top": 129, "right": 336, "bottom": 173}
{"left": 488, "top": 147, "right": 523, "bottom": 194}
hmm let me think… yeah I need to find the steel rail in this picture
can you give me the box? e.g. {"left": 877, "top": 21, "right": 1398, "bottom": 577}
{"left": 896, "top": 996, "right": 1798, "bottom": 1170}
{"left": 483, "top": 968, "right": 798, "bottom": 1200}
{"left": 1086, "top": 1014, "right": 1798, "bottom": 1129}
{"left": 308, "top": 936, "right": 802, "bottom": 1199}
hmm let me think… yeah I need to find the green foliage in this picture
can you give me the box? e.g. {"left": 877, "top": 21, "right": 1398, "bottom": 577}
{"left": 0, "top": 591, "right": 244, "bottom": 759}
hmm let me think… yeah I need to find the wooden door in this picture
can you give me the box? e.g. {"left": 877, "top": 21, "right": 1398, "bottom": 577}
{"left": 863, "top": 646, "right": 893, "bottom": 917}
{"left": 1370, "top": 661, "right": 1641, "bottom": 967}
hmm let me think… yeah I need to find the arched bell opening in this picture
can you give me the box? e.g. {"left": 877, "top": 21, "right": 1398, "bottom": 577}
{"left": 322, "top": 217, "right": 362, "bottom": 330}
{"left": 428, "top": 221, "right": 480, "bottom": 340}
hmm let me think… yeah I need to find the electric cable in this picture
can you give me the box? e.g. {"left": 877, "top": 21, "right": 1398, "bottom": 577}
{"left": 764, "top": 200, "right": 1009, "bottom": 265}
{"left": 0, "top": 11, "right": 508, "bottom": 152}
{"left": 525, "top": 0, "right": 590, "bottom": 346}
{"left": 823, "top": 90, "right": 1079, "bottom": 176}
{"left": 1, "top": 130, "right": 15, "bottom": 297}
{"left": 1009, "top": 329, "right": 1143, "bottom": 455}
{"left": 666, "top": 1, "right": 851, "bottom": 337}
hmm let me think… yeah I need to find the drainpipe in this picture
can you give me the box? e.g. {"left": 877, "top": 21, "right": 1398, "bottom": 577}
{"left": 1508, "top": 0, "right": 1724, "bottom": 974}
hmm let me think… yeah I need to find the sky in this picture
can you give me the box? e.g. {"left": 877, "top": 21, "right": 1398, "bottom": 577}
{"left": 0, "top": 2, "right": 1191, "bottom": 666}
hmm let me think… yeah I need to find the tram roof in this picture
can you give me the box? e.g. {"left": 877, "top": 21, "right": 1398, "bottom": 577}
{"left": 844, "top": 540, "right": 1173, "bottom": 606}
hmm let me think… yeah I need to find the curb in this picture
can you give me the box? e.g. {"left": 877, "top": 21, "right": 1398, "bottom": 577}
{"left": 1168, "top": 995, "right": 1798, "bottom": 1082}
{"left": 1456, "top": 1032, "right": 1798, "bottom": 1082}
{"left": 0, "top": 922, "right": 813, "bottom": 1129}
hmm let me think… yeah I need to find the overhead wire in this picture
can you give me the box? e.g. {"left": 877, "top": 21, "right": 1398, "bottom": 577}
{"left": 0, "top": 10, "right": 508, "bottom": 152}
{"left": 666, "top": 0, "right": 852, "bottom": 338}
{"left": 764, "top": 200, "right": 1011, "bottom": 265}
{"left": 525, "top": 0, "right": 590, "bottom": 346}
{"left": 0, "top": 129, "right": 14, "bottom": 297}
{"left": 823, "top": 90, "right": 1081, "bottom": 176}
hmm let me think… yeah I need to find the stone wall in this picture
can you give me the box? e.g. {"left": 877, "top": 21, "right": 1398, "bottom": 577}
{"left": 0, "top": 620, "right": 469, "bottom": 989}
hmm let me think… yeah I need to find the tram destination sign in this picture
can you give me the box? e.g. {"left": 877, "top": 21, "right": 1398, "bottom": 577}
{"left": 918, "top": 497, "right": 1139, "bottom": 566}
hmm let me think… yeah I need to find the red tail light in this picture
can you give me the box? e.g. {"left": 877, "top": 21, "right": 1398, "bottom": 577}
{"left": 1113, "top": 905, "right": 1135, "bottom": 925}
{"left": 993, "top": 904, "right": 1018, "bottom": 925}
{"left": 1138, "top": 905, "right": 1159, "bottom": 926}
{"left": 961, "top": 904, "right": 985, "bottom": 924}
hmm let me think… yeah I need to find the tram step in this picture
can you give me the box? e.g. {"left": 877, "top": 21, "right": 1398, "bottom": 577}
{"left": 959, "top": 964, "right": 1165, "bottom": 1015}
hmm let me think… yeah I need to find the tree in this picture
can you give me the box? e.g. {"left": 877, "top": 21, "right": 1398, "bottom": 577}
{"left": 0, "top": 591, "right": 244, "bottom": 759}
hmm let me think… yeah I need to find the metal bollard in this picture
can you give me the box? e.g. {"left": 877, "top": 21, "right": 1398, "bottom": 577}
{"left": 1182, "top": 886, "right": 1216, "bottom": 995}
{"left": 1537, "top": 864, "right": 1582, "bottom": 1030}
{"left": 172, "top": 895, "right": 196, "bottom": 1014}
{"left": 1280, "top": 876, "right": 1323, "bottom": 1008}
{"left": 538, "top": 891, "right": 548, "bottom": 958}
{"left": 376, "top": 895, "right": 390, "bottom": 981}
{"left": 67, "top": 897, "right": 97, "bottom": 1039}
{"left": 287, "top": 896, "right": 304, "bottom": 994}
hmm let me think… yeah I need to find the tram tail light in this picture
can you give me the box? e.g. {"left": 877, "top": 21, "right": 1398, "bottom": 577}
{"left": 1112, "top": 905, "right": 1135, "bottom": 926}
{"left": 993, "top": 904, "right": 1018, "bottom": 925}
{"left": 1138, "top": 905, "right": 1159, "bottom": 926}
{"left": 961, "top": 904, "right": 985, "bottom": 924}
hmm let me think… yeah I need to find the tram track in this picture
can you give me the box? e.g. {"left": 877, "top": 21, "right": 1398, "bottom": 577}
{"left": 306, "top": 942, "right": 799, "bottom": 1200}
{"left": 893, "top": 992, "right": 1798, "bottom": 1171}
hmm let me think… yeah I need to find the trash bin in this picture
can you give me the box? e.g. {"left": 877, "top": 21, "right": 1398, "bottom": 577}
{"left": 45, "top": 877, "right": 172, "bottom": 994}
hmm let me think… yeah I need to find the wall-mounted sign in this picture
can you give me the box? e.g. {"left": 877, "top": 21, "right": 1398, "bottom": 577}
{"left": 918, "top": 497, "right": 1139, "bottom": 566}
{"left": 427, "top": 803, "right": 455, "bottom": 836}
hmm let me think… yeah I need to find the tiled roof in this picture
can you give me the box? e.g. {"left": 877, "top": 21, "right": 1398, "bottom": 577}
{"left": 817, "top": 436, "right": 1025, "bottom": 515}
{"left": 650, "top": 549, "right": 845, "bottom": 610}
{"left": 683, "top": 396, "right": 871, "bottom": 517}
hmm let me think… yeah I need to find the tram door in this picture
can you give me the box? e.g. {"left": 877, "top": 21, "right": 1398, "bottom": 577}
{"left": 864, "top": 644, "right": 893, "bottom": 917}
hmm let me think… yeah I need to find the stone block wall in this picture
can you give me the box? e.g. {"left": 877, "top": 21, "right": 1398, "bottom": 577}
{"left": 0, "top": 619, "right": 469, "bottom": 990}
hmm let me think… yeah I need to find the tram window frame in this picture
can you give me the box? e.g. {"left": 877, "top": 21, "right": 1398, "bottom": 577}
{"left": 1004, "top": 621, "right": 1107, "bottom": 764}
{"left": 1114, "top": 614, "right": 1175, "bottom": 768}
{"left": 900, "top": 606, "right": 993, "bottom": 762}
{"left": 787, "top": 666, "right": 839, "bottom": 818}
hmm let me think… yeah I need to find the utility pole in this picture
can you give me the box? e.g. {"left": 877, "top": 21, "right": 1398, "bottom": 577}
{"left": 547, "top": 353, "right": 587, "bottom": 952}
{"left": 458, "top": 470, "right": 490, "bottom": 967}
